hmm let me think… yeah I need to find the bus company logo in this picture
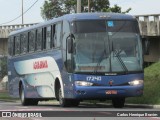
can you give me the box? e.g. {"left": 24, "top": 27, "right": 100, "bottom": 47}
{"left": 33, "top": 60, "right": 48, "bottom": 70}
{"left": 109, "top": 80, "right": 114, "bottom": 86}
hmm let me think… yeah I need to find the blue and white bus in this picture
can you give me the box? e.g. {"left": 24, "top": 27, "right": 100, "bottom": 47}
{"left": 8, "top": 13, "right": 144, "bottom": 108}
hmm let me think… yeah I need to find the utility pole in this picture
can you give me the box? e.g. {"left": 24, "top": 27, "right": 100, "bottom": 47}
{"left": 22, "top": 0, "right": 24, "bottom": 24}
{"left": 88, "top": 0, "right": 90, "bottom": 12}
{"left": 77, "top": 0, "right": 81, "bottom": 13}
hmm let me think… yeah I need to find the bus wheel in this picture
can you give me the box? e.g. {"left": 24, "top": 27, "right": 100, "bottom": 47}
{"left": 58, "top": 87, "right": 71, "bottom": 107}
{"left": 20, "top": 85, "right": 29, "bottom": 106}
{"left": 112, "top": 98, "right": 125, "bottom": 108}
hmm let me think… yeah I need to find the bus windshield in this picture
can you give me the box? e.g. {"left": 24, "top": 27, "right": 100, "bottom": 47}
{"left": 73, "top": 20, "right": 143, "bottom": 74}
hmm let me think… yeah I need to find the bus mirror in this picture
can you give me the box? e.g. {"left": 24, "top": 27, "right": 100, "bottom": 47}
{"left": 142, "top": 36, "right": 150, "bottom": 55}
{"left": 67, "top": 35, "right": 74, "bottom": 53}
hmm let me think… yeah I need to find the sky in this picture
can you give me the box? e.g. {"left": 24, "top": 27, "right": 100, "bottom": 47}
{"left": 0, "top": 0, "right": 160, "bottom": 25}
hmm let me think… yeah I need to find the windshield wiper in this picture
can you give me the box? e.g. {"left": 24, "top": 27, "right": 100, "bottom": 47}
{"left": 114, "top": 50, "right": 128, "bottom": 73}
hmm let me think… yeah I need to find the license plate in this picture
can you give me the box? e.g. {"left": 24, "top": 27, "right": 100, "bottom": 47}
{"left": 106, "top": 90, "right": 117, "bottom": 95}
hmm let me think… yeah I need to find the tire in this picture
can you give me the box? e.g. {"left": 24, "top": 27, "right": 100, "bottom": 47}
{"left": 20, "top": 85, "right": 29, "bottom": 106}
{"left": 71, "top": 100, "right": 80, "bottom": 107}
{"left": 58, "top": 87, "right": 71, "bottom": 107}
{"left": 20, "top": 85, "right": 38, "bottom": 106}
{"left": 112, "top": 98, "right": 125, "bottom": 108}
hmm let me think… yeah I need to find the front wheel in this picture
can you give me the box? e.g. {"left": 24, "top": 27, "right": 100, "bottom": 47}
{"left": 58, "top": 87, "right": 80, "bottom": 107}
{"left": 58, "top": 87, "right": 71, "bottom": 107}
{"left": 112, "top": 98, "right": 125, "bottom": 108}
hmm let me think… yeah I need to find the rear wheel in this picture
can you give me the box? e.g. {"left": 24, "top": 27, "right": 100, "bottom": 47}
{"left": 20, "top": 85, "right": 29, "bottom": 106}
{"left": 20, "top": 85, "right": 38, "bottom": 106}
{"left": 112, "top": 98, "right": 125, "bottom": 108}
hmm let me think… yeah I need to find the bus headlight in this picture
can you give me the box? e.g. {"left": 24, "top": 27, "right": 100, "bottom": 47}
{"left": 75, "top": 81, "right": 93, "bottom": 86}
{"left": 128, "top": 80, "right": 143, "bottom": 86}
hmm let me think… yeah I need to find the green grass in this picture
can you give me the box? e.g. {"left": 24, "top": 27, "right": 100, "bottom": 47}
{"left": 126, "top": 62, "right": 160, "bottom": 104}
{"left": 0, "top": 91, "right": 19, "bottom": 101}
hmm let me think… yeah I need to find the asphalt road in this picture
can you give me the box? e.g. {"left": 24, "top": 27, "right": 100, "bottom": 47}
{"left": 0, "top": 101, "right": 160, "bottom": 120}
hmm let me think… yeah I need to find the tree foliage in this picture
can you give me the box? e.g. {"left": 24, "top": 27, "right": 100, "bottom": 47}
{"left": 41, "top": 0, "right": 131, "bottom": 20}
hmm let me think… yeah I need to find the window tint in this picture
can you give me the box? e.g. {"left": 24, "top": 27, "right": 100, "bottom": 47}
{"left": 15, "top": 36, "right": 20, "bottom": 55}
{"left": 52, "top": 25, "right": 56, "bottom": 48}
{"left": 29, "top": 30, "right": 35, "bottom": 52}
{"left": 8, "top": 37, "right": 14, "bottom": 56}
{"left": 55, "top": 23, "right": 62, "bottom": 47}
{"left": 21, "top": 33, "right": 28, "bottom": 54}
{"left": 73, "top": 20, "right": 106, "bottom": 33}
{"left": 36, "top": 28, "right": 42, "bottom": 51}
{"left": 52, "top": 23, "right": 62, "bottom": 47}
{"left": 46, "top": 26, "right": 51, "bottom": 49}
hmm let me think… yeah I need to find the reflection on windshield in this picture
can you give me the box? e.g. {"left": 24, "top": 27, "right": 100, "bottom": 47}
{"left": 73, "top": 32, "right": 142, "bottom": 74}
{"left": 73, "top": 20, "right": 142, "bottom": 74}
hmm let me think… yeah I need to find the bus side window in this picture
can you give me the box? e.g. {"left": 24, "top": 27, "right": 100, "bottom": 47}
{"left": 36, "top": 28, "right": 42, "bottom": 51}
{"left": 46, "top": 26, "right": 51, "bottom": 49}
{"left": 15, "top": 35, "right": 20, "bottom": 55}
{"left": 8, "top": 36, "right": 14, "bottom": 56}
{"left": 20, "top": 33, "right": 28, "bottom": 54}
{"left": 43, "top": 27, "right": 46, "bottom": 49}
{"left": 51, "top": 23, "right": 62, "bottom": 48}
{"left": 54, "top": 22, "right": 62, "bottom": 48}
{"left": 52, "top": 25, "right": 56, "bottom": 48}
{"left": 29, "top": 30, "right": 35, "bottom": 52}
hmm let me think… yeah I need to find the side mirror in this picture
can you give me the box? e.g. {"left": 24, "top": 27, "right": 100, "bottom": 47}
{"left": 142, "top": 36, "right": 150, "bottom": 55}
{"left": 67, "top": 34, "right": 74, "bottom": 53}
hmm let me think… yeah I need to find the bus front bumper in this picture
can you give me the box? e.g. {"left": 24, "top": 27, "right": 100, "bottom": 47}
{"left": 73, "top": 85, "right": 143, "bottom": 100}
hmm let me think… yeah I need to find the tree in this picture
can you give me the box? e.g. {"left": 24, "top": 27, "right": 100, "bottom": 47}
{"left": 41, "top": 0, "right": 63, "bottom": 20}
{"left": 105, "top": 4, "right": 132, "bottom": 14}
{"left": 41, "top": 0, "right": 131, "bottom": 20}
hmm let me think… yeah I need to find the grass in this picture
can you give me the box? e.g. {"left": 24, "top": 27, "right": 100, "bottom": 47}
{"left": 0, "top": 91, "right": 19, "bottom": 101}
{"left": 126, "top": 62, "right": 160, "bottom": 104}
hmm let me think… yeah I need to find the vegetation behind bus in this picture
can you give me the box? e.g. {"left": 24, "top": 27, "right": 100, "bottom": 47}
{"left": 41, "top": 0, "right": 131, "bottom": 20}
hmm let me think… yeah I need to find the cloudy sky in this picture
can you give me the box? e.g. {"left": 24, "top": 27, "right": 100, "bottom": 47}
{"left": 0, "top": 0, "right": 160, "bottom": 25}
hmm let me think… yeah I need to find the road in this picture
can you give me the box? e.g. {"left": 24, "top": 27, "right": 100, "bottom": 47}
{"left": 0, "top": 101, "right": 160, "bottom": 120}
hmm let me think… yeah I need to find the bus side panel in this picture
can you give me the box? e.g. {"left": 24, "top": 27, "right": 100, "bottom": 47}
{"left": 8, "top": 49, "right": 64, "bottom": 99}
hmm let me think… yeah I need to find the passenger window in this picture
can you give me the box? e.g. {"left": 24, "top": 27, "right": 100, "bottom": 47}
{"left": 21, "top": 33, "right": 28, "bottom": 54}
{"left": 46, "top": 26, "right": 51, "bottom": 49}
{"left": 29, "top": 30, "right": 35, "bottom": 52}
{"left": 56, "top": 23, "right": 62, "bottom": 47}
{"left": 8, "top": 36, "right": 14, "bottom": 56}
{"left": 53, "top": 23, "right": 62, "bottom": 48}
{"left": 36, "top": 28, "right": 42, "bottom": 51}
{"left": 15, "top": 35, "right": 20, "bottom": 55}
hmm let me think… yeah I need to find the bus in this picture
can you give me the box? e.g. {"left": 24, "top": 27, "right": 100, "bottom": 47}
{"left": 8, "top": 13, "right": 144, "bottom": 108}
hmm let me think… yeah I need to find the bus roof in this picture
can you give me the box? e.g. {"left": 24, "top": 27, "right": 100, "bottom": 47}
{"left": 9, "top": 12, "right": 136, "bottom": 36}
